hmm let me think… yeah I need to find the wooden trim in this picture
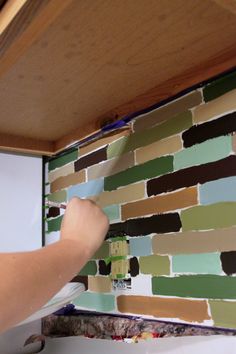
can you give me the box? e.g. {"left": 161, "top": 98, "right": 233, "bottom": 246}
{"left": 0, "top": 0, "right": 73, "bottom": 77}
{"left": 212, "top": 0, "right": 236, "bottom": 15}
{"left": 0, "top": 0, "right": 28, "bottom": 35}
{"left": 0, "top": 133, "right": 54, "bottom": 155}
{"left": 55, "top": 45, "right": 236, "bottom": 153}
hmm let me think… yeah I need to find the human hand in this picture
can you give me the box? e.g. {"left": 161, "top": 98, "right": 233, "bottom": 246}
{"left": 60, "top": 197, "right": 109, "bottom": 259}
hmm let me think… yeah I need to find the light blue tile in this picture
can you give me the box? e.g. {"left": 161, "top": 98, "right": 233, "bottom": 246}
{"left": 174, "top": 135, "right": 232, "bottom": 171}
{"left": 200, "top": 176, "right": 236, "bottom": 205}
{"left": 103, "top": 205, "right": 120, "bottom": 221}
{"left": 73, "top": 292, "right": 115, "bottom": 312}
{"left": 172, "top": 253, "right": 222, "bottom": 274}
{"left": 129, "top": 236, "right": 152, "bottom": 256}
{"left": 67, "top": 178, "right": 104, "bottom": 200}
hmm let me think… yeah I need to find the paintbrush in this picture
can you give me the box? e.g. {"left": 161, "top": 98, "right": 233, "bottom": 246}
{"left": 45, "top": 201, "right": 67, "bottom": 209}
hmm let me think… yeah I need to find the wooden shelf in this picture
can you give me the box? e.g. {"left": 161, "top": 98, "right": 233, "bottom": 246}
{"left": 0, "top": 0, "right": 236, "bottom": 155}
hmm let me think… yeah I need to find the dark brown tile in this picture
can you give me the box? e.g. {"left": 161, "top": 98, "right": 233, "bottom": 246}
{"left": 74, "top": 146, "right": 107, "bottom": 172}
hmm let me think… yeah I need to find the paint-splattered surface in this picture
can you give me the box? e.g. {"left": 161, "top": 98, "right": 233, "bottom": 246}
{"left": 45, "top": 71, "right": 236, "bottom": 329}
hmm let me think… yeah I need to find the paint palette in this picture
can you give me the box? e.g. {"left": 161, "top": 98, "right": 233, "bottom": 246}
{"left": 16, "top": 283, "right": 85, "bottom": 326}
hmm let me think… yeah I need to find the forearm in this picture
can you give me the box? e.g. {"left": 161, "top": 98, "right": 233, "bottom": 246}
{"left": 0, "top": 239, "right": 89, "bottom": 333}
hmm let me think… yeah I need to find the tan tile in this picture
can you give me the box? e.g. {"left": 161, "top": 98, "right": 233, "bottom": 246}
{"left": 136, "top": 135, "right": 182, "bottom": 165}
{"left": 92, "top": 182, "right": 145, "bottom": 208}
{"left": 121, "top": 187, "right": 198, "bottom": 220}
{"left": 50, "top": 170, "right": 86, "bottom": 193}
{"left": 79, "top": 128, "right": 131, "bottom": 157}
{"left": 193, "top": 89, "right": 236, "bottom": 124}
{"left": 152, "top": 227, "right": 236, "bottom": 255}
{"left": 87, "top": 152, "right": 134, "bottom": 180}
{"left": 88, "top": 276, "right": 112, "bottom": 293}
{"left": 48, "top": 163, "right": 74, "bottom": 183}
{"left": 133, "top": 91, "right": 202, "bottom": 132}
{"left": 117, "top": 295, "right": 210, "bottom": 323}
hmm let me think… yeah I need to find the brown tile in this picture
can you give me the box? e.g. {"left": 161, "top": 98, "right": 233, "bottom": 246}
{"left": 193, "top": 89, "right": 236, "bottom": 124}
{"left": 88, "top": 276, "right": 112, "bottom": 293}
{"left": 135, "top": 135, "right": 182, "bottom": 165}
{"left": 50, "top": 170, "right": 86, "bottom": 193}
{"left": 133, "top": 91, "right": 202, "bottom": 132}
{"left": 117, "top": 295, "right": 210, "bottom": 323}
{"left": 87, "top": 152, "right": 134, "bottom": 180}
{"left": 75, "top": 147, "right": 107, "bottom": 172}
{"left": 91, "top": 182, "right": 145, "bottom": 208}
{"left": 152, "top": 227, "right": 236, "bottom": 255}
{"left": 79, "top": 129, "right": 131, "bottom": 157}
{"left": 48, "top": 163, "right": 74, "bottom": 183}
{"left": 122, "top": 187, "right": 198, "bottom": 220}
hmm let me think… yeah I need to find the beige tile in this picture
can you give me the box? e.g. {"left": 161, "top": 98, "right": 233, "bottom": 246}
{"left": 133, "top": 91, "right": 202, "bottom": 132}
{"left": 136, "top": 135, "right": 182, "bottom": 165}
{"left": 122, "top": 187, "right": 198, "bottom": 220}
{"left": 152, "top": 227, "right": 236, "bottom": 255}
{"left": 87, "top": 152, "right": 134, "bottom": 180}
{"left": 193, "top": 89, "right": 236, "bottom": 124}
{"left": 79, "top": 128, "right": 131, "bottom": 157}
{"left": 88, "top": 276, "right": 112, "bottom": 293}
{"left": 91, "top": 182, "right": 145, "bottom": 208}
{"left": 50, "top": 170, "right": 86, "bottom": 193}
{"left": 48, "top": 163, "right": 74, "bottom": 183}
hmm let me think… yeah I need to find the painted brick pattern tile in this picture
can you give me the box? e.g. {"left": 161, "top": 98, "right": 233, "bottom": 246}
{"left": 152, "top": 275, "right": 236, "bottom": 299}
{"left": 200, "top": 176, "right": 236, "bottom": 205}
{"left": 104, "top": 155, "right": 173, "bottom": 191}
{"left": 193, "top": 88, "right": 236, "bottom": 124}
{"left": 172, "top": 253, "right": 222, "bottom": 274}
{"left": 203, "top": 71, "right": 236, "bottom": 102}
{"left": 181, "top": 202, "right": 236, "bottom": 231}
{"left": 182, "top": 112, "right": 236, "bottom": 148}
{"left": 108, "top": 111, "right": 192, "bottom": 158}
{"left": 133, "top": 91, "right": 202, "bottom": 132}
{"left": 121, "top": 187, "right": 198, "bottom": 220}
{"left": 48, "top": 149, "right": 78, "bottom": 172}
{"left": 74, "top": 146, "right": 107, "bottom": 172}
{"left": 174, "top": 135, "right": 232, "bottom": 170}
{"left": 147, "top": 155, "right": 236, "bottom": 196}
{"left": 45, "top": 70, "right": 236, "bottom": 329}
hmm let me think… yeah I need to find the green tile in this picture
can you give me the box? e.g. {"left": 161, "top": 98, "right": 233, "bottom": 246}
{"left": 92, "top": 242, "right": 110, "bottom": 259}
{"left": 73, "top": 292, "right": 115, "bottom": 312}
{"left": 47, "top": 215, "right": 63, "bottom": 233}
{"left": 103, "top": 205, "right": 120, "bottom": 221}
{"left": 48, "top": 149, "right": 78, "bottom": 171}
{"left": 104, "top": 155, "right": 173, "bottom": 191}
{"left": 107, "top": 111, "right": 192, "bottom": 158}
{"left": 152, "top": 275, "right": 236, "bottom": 299}
{"left": 172, "top": 253, "right": 222, "bottom": 274}
{"left": 140, "top": 255, "right": 170, "bottom": 275}
{"left": 203, "top": 71, "right": 236, "bottom": 102}
{"left": 181, "top": 202, "right": 236, "bottom": 231}
{"left": 79, "top": 261, "right": 97, "bottom": 276}
{"left": 47, "top": 190, "right": 67, "bottom": 203}
{"left": 209, "top": 300, "right": 236, "bottom": 328}
{"left": 174, "top": 135, "right": 232, "bottom": 170}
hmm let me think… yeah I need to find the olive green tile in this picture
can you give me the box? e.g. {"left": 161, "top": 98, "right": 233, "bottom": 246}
{"left": 107, "top": 111, "right": 192, "bottom": 158}
{"left": 47, "top": 215, "right": 63, "bottom": 233}
{"left": 140, "top": 255, "right": 170, "bottom": 276}
{"left": 209, "top": 300, "right": 236, "bottom": 328}
{"left": 92, "top": 242, "right": 110, "bottom": 259}
{"left": 181, "top": 202, "right": 236, "bottom": 231}
{"left": 47, "top": 190, "right": 67, "bottom": 203}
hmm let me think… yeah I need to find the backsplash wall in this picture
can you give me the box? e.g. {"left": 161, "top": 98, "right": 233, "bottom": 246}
{"left": 45, "top": 71, "right": 236, "bottom": 329}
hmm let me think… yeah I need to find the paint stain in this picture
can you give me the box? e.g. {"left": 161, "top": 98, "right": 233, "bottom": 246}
{"left": 99, "top": 260, "right": 111, "bottom": 275}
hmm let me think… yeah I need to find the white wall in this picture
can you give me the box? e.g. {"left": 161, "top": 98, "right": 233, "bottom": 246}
{"left": 0, "top": 152, "right": 42, "bottom": 353}
{"left": 41, "top": 335, "right": 236, "bottom": 354}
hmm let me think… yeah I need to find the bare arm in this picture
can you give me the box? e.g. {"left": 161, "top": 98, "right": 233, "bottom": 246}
{"left": 0, "top": 197, "right": 109, "bottom": 334}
